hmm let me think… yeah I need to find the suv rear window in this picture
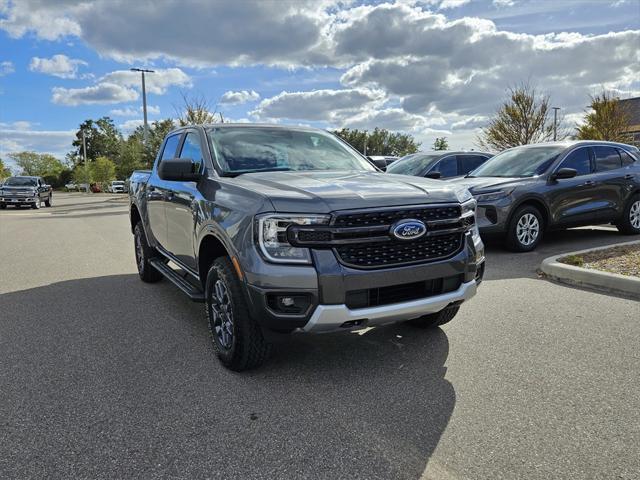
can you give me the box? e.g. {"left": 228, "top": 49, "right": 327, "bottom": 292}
{"left": 594, "top": 146, "right": 621, "bottom": 172}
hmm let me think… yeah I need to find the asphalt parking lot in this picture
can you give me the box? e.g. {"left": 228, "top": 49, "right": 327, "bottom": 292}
{"left": 1, "top": 193, "right": 638, "bottom": 479}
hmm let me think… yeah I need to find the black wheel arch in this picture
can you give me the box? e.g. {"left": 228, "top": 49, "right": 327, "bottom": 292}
{"left": 507, "top": 196, "right": 550, "bottom": 230}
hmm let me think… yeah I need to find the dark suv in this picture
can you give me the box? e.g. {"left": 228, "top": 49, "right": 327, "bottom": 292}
{"left": 448, "top": 141, "right": 640, "bottom": 251}
{"left": 387, "top": 151, "right": 492, "bottom": 179}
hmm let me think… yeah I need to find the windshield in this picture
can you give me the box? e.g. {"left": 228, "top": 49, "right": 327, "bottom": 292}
{"left": 4, "top": 177, "right": 37, "bottom": 186}
{"left": 386, "top": 153, "right": 441, "bottom": 176}
{"left": 206, "top": 127, "right": 376, "bottom": 176}
{"left": 470, "top": 145, "right": 565, "bottom": 177}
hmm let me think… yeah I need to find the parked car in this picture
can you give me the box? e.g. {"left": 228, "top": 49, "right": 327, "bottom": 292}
{"left": 107, "top": 180, "right": 126, "bottom": 193}
{"left": 448, "top": 141, "right": 640, "bottom": 251}
{"left": 0, "top": 176, "right": 52, "bottom": 209}
{"left": 129, "top": 124, "right": 484, "bottom": 370}
{"left": 386, "top": 151, "right": 492, "bottom": 179}
{"left": 65, "top": 182, "right": 78, "bottom": 191}
{"left": 367, "top": 155, "right": 398, "bottom": 171}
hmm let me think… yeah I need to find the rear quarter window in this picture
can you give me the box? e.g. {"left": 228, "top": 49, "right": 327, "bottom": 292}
{"left": 594, "top": 146, "right": 622, "bottom": 172}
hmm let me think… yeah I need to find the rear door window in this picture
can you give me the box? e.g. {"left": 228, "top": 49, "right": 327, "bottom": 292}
{"left": 594, "top": 146, "right": 622, "bottom": 172}
{"left": 618, "top": 149, "right": 636, "bottom": 167}
{"left": 458, "top": 155, "right": 488, "bottom": 175}
{"left": 557, "top": 147, "right": 592, "bottom": 176}
{"left": 431, "top": 156, "right": 458, "bottom": 177}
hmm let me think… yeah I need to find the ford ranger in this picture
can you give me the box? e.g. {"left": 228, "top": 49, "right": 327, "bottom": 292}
{"left": 129, "top": 124, "right": 484, "bottom": 370}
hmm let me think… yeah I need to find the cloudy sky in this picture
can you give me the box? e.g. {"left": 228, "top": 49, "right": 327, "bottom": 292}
{"left": 0, "top": 0, "right": 638, "bottom": 167}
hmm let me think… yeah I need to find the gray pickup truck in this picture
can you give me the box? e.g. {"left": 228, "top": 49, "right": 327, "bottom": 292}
{"left": 129, "top": 124, "right": 484, "bottom": 370}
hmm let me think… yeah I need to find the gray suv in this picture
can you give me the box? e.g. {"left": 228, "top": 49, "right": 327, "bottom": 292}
{"left": 448, "top": 141, "right": 640, "bottom": 251}
{"left": 129, "top": 124, "right": 485, "bottom": 370}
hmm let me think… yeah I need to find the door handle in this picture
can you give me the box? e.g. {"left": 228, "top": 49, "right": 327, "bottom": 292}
{"left": 625, "top": 174, "right": 634, "bottom": 180}
{"left": 581, "top": 180, "right": 595, "bottom": 187}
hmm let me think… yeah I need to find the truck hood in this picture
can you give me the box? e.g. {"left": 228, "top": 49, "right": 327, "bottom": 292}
{"left": 446, "top": 176, "right": 535, "bottom": 193}
{"left": 232, "top": 171, "right": 468, "bottom": 213}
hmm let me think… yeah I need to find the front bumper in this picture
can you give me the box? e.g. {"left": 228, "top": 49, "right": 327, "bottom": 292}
{"left": 299, "top": 279, "right": 477, "bottom": 333}
{"left": 0, "top": 196, "right": 37, "bottom": 204}
{"left": 244, "top": 230, "right": 484, "bottom": 333}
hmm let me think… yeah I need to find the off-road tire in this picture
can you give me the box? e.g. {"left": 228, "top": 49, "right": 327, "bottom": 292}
{"left": 616, "top": 194, "right": 640, "bottom": 235}
{"left": 205, "top": 257, "right": 271, "bottom": 371}
{"left": 505, "top": 205, "right": 544, "bottom": 252}
{"left": 407, "top": 306, "right": 460, "bottom": 328}
{"left": 133, "top": 222, "right": 163, "bottom": 283}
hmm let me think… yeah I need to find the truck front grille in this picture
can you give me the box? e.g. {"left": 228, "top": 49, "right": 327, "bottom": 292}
{"left": 335, "top": 232, "right": 462, "bottom": 268}
{"left": 287, "top": 204, "right": 471, "bottom": 269}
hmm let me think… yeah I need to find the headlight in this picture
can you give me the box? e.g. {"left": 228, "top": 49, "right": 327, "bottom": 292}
{"left": 473, "top": 188, "right": 514, "bottom": 203}
{"left": 256, "top": 214, "right": 330, "bottom": 264}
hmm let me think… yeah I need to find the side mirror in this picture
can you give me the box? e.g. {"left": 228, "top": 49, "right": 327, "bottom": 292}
{"left": 158, "top": 158, "right": 202, "bottom": 182}
{"left": 550, "top": 168, "right": 577, "bottom": 181}
{"left": 425, "top": 171, "right": 442, "bottom": 179}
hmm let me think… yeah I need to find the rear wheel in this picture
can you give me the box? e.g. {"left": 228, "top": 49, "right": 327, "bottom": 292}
{"left": 616, "top": 194, "right": 640, "bottom": 235}
{"left": 407, "top": 306, "right": 460, "bottom": 328}
{"left": 505, "top": 205, "right": 544, "bottom": 252}
{"left": 205, "top": 257, "right": 271, "bottom": 371}
{"left": 133, "top": 222, "right": 163, "bottom": 283}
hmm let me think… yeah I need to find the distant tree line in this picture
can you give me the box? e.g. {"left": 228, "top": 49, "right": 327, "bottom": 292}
{"left": 332, "top": 127, "right": 420, "bottom": 157}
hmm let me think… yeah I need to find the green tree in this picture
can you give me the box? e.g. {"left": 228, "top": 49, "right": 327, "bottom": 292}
{"left": 68, "top": 117, "right": 122, "bottom": 165}
{"left": 126, "top": 118, "right": 176, "bottom": 169}
{"left": 333, "top": 127, "right": 420, "bottom": 156}
{"left": 90, "top": 156, "right": 116, "bottom": 185}
{"left": 433, "top": 137, "right": 449, "bottom": 150}
{"left": 8, "top": 151, "right": 65, "bottom": 177}
{"left": 0, "top": 158, "right": 11, "bottom": 179}
{"left": 575, "top": 91, "right": 631, "bottom": 142}
{"left": 478, "top": 83, "right": 561, "bottom": 151}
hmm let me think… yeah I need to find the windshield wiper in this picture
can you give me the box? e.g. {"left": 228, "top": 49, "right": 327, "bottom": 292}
{"left": 221, "top": 167, "right": 293, "bottom": 177}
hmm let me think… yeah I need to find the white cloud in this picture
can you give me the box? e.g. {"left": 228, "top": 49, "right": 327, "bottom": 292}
{"left": 251, "top": 88, "right": 385, "bottom": 122}
{"left": 439, "top": 0, "right": 472, "bottom": 9}
{"left": 52, "top": 83, "right": 138, "bottom": 106}
{"left": 51, "top": 68, "right": 190, "bottom": 106}
{"left": 29, "top": 54, "right": 87, "bottom": 78}
{"left": 0, "top": 60, "right": 14, "bottom": 76}
{"left": 492, "top": 0, "right": 515, "bottom": 6}
{"left": 119, "top": 119, "right": 144, "bottom": 133}
{"left": 219, "top": 90, "right": 260, "bottom": 105}
{"left": 0, "top": 125, "right": 75, "bottom": 161}
{"left": 0, "top": 0, "right": 81, "bottom": 40}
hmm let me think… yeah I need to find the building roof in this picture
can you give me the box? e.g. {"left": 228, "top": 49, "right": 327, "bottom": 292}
{"left": 620, "top": 96, "right": 640, "bottom": 126}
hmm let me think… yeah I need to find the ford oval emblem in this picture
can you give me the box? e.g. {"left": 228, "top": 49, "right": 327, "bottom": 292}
{"left": 391, "top": 219, "right": 427, "bottom": 241}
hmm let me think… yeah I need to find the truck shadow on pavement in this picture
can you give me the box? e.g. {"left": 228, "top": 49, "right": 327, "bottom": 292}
{"left": 0, "top": 274, "right": 453, "bottom": 479}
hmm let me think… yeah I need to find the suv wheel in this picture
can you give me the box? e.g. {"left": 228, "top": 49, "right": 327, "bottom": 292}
{"left": 616, "top": 194, "right": 640, "bottom": 235}
{"left": 408, "top": 305, "right": 460, "bottom": 328}
{"left": 205, "top": 257, "right": 271, "bottom": 371}
{"left": 505, "top": 205, "right": 544, "bottom": 252}
{"left": 31, "top": 198, "right": 41, "bottom": 209}
{"left": 133, "top": 222, "right": 163, "bottom": 283}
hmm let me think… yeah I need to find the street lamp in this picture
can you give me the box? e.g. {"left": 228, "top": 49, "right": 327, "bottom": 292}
{"left": 130, "top": 68, "right": 155, "bottom": 145}
{"left": 552, "top": 106, "right": 560, "bottom": 141}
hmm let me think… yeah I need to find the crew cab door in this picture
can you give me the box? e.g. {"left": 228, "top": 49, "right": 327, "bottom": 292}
{"left": 147, "top": 133, "right": 182, "bottom": 248}
{"left": 164, "top": 130, "right": 206, "bottom": 269}
{"left": 547, "top": 146, "right": 600, "bottom": 226}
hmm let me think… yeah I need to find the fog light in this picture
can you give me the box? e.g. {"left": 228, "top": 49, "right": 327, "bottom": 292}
{"left": 267, "top": 294, "right": 311, "bottom": 314}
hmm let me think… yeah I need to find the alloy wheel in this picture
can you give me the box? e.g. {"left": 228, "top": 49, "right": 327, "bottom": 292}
{"left": 210, "top": 279, "right": 234, "bottom": 350}
{"left": 516, "top": 213, "right": 540, "bottom": 246}
{"left": 630, "top": 200, "right": 640, "bottom": 229}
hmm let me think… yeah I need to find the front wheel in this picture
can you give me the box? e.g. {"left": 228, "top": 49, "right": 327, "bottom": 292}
{"left": 407, "top": 306, "right": 460, "bottom": 328}
{"left": 505, "top": 205, "right": 544, "bottom": 252}
{"left": 0, "top": 204, "right": 6, "bottom": 210}
{"left": 616, "top": 194, "right": 640, "bottom": 235}
{"left": 133, "top": 222, "right": 163, "bottom": 283}
{"left": 31, "top": 198, "right": 41, "bottom": 209}
{"left": 205, "top": 257, "right": 271, "bottom": 371}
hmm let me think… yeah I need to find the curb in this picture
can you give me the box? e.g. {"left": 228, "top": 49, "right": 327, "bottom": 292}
{"left": 540, "top": 240, "right": 640, "bottom": 299}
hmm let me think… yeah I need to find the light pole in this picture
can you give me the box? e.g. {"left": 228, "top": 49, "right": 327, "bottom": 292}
{"left": 552, "top": 106, "right": 560, "bottom": 141}
{"left": 130, "top": 68, "right": 155, "bottom": 145}
{"left": 82, "top": 128, "right": 89, "bottom": 193}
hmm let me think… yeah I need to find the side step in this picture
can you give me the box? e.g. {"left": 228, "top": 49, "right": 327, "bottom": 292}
{"left": 149, "top": 258, "right": 205, "bottom": 303}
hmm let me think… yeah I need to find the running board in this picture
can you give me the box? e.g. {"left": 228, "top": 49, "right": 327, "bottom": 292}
{"left": 149, "top": 258, "right": 205, "bottom": 303}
